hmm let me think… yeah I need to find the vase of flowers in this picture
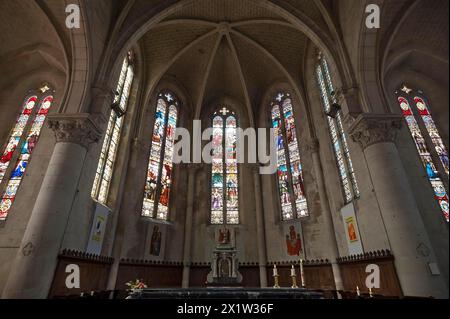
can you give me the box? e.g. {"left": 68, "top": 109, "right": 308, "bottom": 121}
{"left": 125, "top": 279, "right": 148, "bottom": 298}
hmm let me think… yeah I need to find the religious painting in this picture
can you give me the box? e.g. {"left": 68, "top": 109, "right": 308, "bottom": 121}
{"left": 91, "top": 215, "right": 106, "bottom": 243}
{"left": 86, "top": 202, "right": 110, "bottom": 255}
{"left": 150, "top": 225, "right": 162, "bottom": 256}
{"left": 218, "top": 227, "right": 231, "bottom": 245}
{"left": 286, "top": 225, "right": 303, "bottom": 256}
{"left": 346, "top": 216, "right": 358, "bottom": 242}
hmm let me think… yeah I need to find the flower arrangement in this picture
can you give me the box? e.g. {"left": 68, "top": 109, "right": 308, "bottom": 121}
{"left": 126, "top": 279, "right": 148, "bottom": 290}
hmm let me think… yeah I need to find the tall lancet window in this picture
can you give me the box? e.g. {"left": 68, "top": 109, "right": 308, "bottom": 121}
{"left": 316, "top": 54, "right": 359, "bottom": 203}
{"left": 396, "top": 85, "right": 449, "bottom": 222}
{"left": 91, "top": 51, "right": 134, "bottom": 204}
{"left": 211, "top": 107, "right": 239, "bottom": 225}
{"left": 142, "top": 91, "right": 179, "bottom": 221}
{"left": 0, "top": 85, "right": 55, "bottom": 220}
{"left": 271, "top": 92, "right": 309, "bottom": 221}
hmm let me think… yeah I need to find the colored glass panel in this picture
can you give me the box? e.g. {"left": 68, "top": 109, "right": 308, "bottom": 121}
{"left": 0, "top": 95, "right": 53, "bottom": 220}
{"left": 0, "top": 96, "right": 38, "bottom": 184}
{"left": 398, "top": 97, "right": 449, "bottom": 222}
{"left": 211, "top": 111, "right": 239, "bottom": 224}
{"left": 92, "top": 53, "right": 134, "bottom": 204}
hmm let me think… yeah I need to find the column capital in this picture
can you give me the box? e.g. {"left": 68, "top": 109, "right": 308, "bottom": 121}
{"left": 300, "top": 139, "right": 320, "bottom": 154}
{"left": 348, "top": 114, "right": 403, "bottom": 150}
{"left": 48, "top": 113, "right": 102, "bottom": 149}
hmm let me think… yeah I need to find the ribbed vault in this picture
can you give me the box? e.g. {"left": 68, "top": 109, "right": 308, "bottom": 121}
{"left": 139, "top": 0, "right": 314, "bottom": 125}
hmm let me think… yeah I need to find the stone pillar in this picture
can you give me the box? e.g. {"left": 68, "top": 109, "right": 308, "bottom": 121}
{"left": 302, "top": 139, "right": 344, "bottom": 292}
{"left": 252, "top": 165, "right": 268, "bottom": 287}
{"left": 348, "top": 114, "right": 448, "bottom": 298}
{"left": 182, "top": 164, "right": 199, "bottom": 288}
{"left": 2, "top": 114, "right": 101, "bottom": 299}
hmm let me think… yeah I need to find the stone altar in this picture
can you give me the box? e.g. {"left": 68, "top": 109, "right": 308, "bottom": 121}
{"left": 207, "top": 227, "right": 242, "bottom": 285}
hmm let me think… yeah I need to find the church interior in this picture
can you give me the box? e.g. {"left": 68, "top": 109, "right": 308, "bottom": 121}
{"left": 0, "top": 0, "right": 448, "bottom": 300}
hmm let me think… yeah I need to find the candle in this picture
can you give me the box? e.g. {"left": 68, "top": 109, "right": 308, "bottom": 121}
{"left": 299, "top": 258, "right": 305, "bottom": 287}
{"left": 273, "top": 265, "right": 278, "bottom": 276}
{"left": 291, "top": 265, "right": 296, "bottom": 276}
{"left": 356, "top": 286, "right": 361, "bottom": 296}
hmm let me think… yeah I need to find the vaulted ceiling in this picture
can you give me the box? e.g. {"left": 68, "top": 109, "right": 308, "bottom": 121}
{"left": 139, "top": 0, "right": 314, "bottom": 119}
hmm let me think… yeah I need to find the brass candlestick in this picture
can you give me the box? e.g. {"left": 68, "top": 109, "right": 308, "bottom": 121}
{"left": 273, "top": 275, "right": 280, "bottom": 288}
{"left": 290, "top": 265, "right": 298, "bottom": 288}
{"left": 272, "top": 265, "right": 280, "bottom": 288}
{"left": 290, "top": 275, "right": 298, "bottom": 289}
{"left": 299, "top": 258, "right": 306, "bottom": 288}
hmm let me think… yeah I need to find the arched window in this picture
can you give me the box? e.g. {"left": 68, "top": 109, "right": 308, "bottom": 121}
{"left": 396, "top": 85, "right": 449, "bottom": 222}
{"left": 142, "top": 91, "right": 179, "bottom": 221}
{"left": 211, "top": 107, "right": 239, "bottom": 225}
{"left": 316, "top": 54, "right": 359, "bottom": 203}
{"left": 0, "top": 85, "right": 55, "bottom": 220}
{"left": 91, "top": 52, "right": 135, "bottom": 204}
{"left": 271, "top": 92, "right": 309, "bottom": 221}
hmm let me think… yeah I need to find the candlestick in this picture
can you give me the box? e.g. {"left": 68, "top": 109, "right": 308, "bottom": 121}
{"left": 272, "top": 265, "right": 280, "bottom": 288}
{"left": 290, "top": 265, "right": 298, "bottom": 288}
{"left": 299, "top": 258, "right": 305, "bottom": 288}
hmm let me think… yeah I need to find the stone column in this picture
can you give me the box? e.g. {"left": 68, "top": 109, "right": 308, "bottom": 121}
{"left": 252, "top": 165, "right": 268, "bottom": 287}
{"left": 301, "top": 139, "right": 344, "bottom": 292}
{"left": 182, "top": 164, "right": 200, "bottom": 288}
{"left": 2, "top": 114, "right": 101, "bottom": 299}
{"left": 348, "top": 114, "right": 448, "bottom": 298}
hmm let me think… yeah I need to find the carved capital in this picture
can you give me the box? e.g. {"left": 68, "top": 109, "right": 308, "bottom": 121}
{"left": 48, "top": 113, "right": 102, "bottom": 149}
{"left": 348, "top": 114, "right": 403, "bottom": 150}
{"left": 300, "top": 139, "right": 319, "bottom": 154}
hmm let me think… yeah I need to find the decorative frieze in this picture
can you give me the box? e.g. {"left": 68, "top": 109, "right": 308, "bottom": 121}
{"left": 48, "top": 113, "right": 102, "bottom": 149}
{"left": 348, "top": 114, "right": 403, "bottom": 150}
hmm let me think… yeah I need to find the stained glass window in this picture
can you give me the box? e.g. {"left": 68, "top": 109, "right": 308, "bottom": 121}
{"left": 414, "top": 97, "right": 449, "bottom": 176}
{"left": 91, "top": 52, "right": 134, "bottom": 204}
{"left": 397, "top": 90, "right": 449, "bottom": 222}
{"left": 142, "top": 91, "right": 179, "bottom": 221}
{"left": 0, "top": 96, "right": 38, "bottom": 184}
{"left": 271, "top": 93, "right": 309, "bottom": 221}
{"left": 316, "top": 54, "right": 359, "bottom": 203}
{"left": 211, "top": 108, "right": 239, "bottom": 225}
{"left": 0, "top": 92, "right": 54, "bottom": 220}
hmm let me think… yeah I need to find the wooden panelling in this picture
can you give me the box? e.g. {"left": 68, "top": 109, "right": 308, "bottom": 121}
{"left": 338, "top": 251, "right": 403, "bottom": 297}
{"left": 49, "top": 250, "right": 113, "bottom": 298}
{"left": 266, "top": 262, "right": 335, "bottom": 289}
{"left": 189, "top": 266, "right": 210, "bottom": 287}
{"left": 115, "top": 261, "right": 183, "bottom": 289}
{"left": 239, "top": 266, "right": 260, "bottom": 287}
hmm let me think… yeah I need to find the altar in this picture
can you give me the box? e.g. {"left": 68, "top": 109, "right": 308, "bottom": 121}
{"left": 128, "top": 288, "right": 324, "bottom": 299}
